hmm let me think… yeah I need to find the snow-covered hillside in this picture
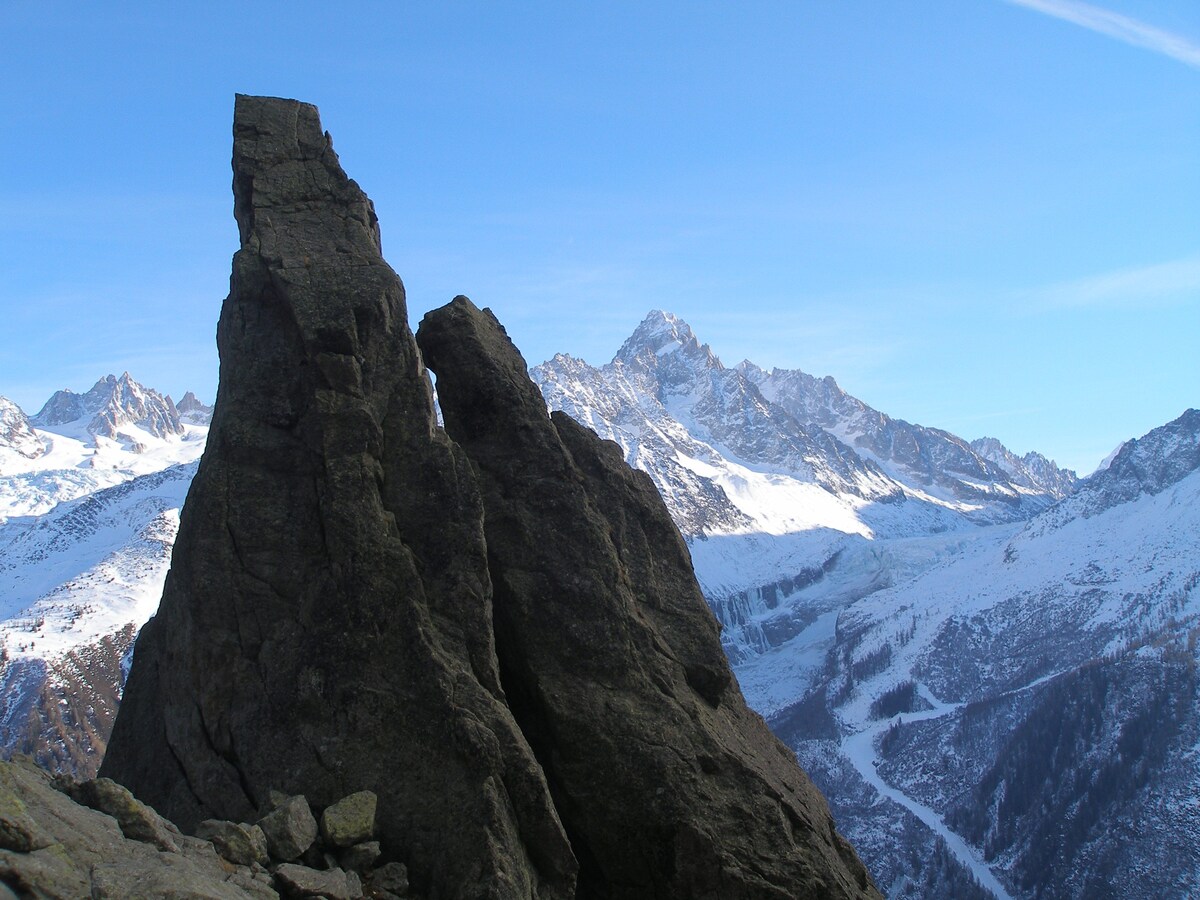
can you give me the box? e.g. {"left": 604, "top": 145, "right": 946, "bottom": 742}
{"left": 0, "top": 376, "right": 208, "bottom": 776}
{"left": 2, "top": 327, "right": 1191, "bottom": 899}
{"left": 775, "top": 410, "right": 1200, "bottom": 898}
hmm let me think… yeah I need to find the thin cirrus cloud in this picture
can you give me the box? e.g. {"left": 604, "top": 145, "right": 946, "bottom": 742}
{"left": 1030, "top": 256, "right": 1200, "bottom": 309}
{"left": 1002, "top": 0, "right": 1200, "bottom": 69}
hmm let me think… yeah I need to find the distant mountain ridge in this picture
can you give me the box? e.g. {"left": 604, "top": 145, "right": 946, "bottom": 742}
{"left": 32, "top": 372, "right": 185, "bottom": 446}
{"left": 533, "top": 311, "right": 1074, "bottom": 638}
{"left": 739, "top": 362, "right": 1077, "bottom": 506}
{"left": 0, "top": 398, "right": 44, "bottom": 461}
{"left": 538, "top": 311, "right": 1072, "bottom": 537}
{"left": 0, "top": 374, "right": 208, "bottom": 777}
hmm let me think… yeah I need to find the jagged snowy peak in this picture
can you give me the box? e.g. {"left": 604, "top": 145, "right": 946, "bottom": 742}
{"left": 175, "top": 390, "right": 213, "bottom": 425}
{"left": 969, "top": 436, "right": 1077, "bottom": 499}
{"left": 1028, "top": 408, "right": 1199, "bottom": 533}
{"left": 613, "top": 308, "right": 710, "bottom": 365}
{"left": 0, "top": 398, "right": 45, "bottom": 461}
{"left": 1, "top": 377, "right": 208, "bottom": 521}
{"left": 743, "top": 363, "right": 1064, "bottom": 517}
{"left": 32, "top": 372, "right": 183, "bottom": 444}
{"left": 1095, "top": 440, "right": 1126, "bottom": 473}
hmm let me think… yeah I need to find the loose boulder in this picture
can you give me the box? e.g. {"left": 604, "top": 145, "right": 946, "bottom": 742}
{"left": 257, "top": 796, "right": 318, "bottom": 863}
{"left": 320, "top": 790, "right": 376, "bottom": 848}
{"left": 197, "top": 819, "right": 270, "bottom": 867}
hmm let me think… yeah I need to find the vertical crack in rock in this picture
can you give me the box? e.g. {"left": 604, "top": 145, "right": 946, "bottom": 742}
{"left": 417, "top": 297, "right": 878, "bottom": 899}
{"left": 100, "top": 96, "right": 577, "bottom": 900}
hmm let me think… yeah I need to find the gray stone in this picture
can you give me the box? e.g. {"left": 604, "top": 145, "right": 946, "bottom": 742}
{"left": 338, "top": 839, "right": 380, "bottom": 873}
{"left": 418, "top": 296, "right": 881, "bottom": 898}
{"left": 319, "top": 790, "right": 376, "bottom": 847}
{"left": 0, "top": 758, "right": 278, "bottom": 899}
{"left": 257, "top": 795, "right": 317, "bottom": 862}
{"left": 196, "top": 818, "right": 269, "bottom": 866}
{"left": 72, "top": 776, "right": 179, "bottom": 852}
{"left": 275, "top": 862, "right": 361, "bottom": 899}
{"left": 0, "top": 768, "right": 52, "bottom": 854}
{"left": 366, "top": 861, "right": 409, "bottom": 898}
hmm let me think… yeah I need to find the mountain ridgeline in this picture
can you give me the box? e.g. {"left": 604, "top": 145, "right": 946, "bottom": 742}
{"left": 99, "top": 95, "right": 878, "bottom": 899}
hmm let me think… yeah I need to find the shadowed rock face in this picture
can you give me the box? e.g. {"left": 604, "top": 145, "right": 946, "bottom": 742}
{"left": 100, "top": 95, "right": 576, "bottom": 900}
{"left": 419, "top": 298, "right": 876, "bottom": 899}
{"left": 102, "top": 95, "right": 878, "bottom": 899}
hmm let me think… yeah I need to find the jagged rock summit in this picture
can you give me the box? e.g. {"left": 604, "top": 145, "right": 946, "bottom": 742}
{"left": 101, "top": 95, "right": 876, "bottom": 899}
{"left": 0, "top": 396, "right": 44, "bottom": 460}
{"left": 33, "top": 372, "right": 184, "bottom": 443}
{"left": 102, "top": 93, "right": 574, "bottom": 900}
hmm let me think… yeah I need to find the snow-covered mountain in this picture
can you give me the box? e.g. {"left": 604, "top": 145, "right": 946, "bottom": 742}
{"left": 742, "top": 363, "right": 1077, "bottom": 507}
{"left": 2, "top": 324, "right": 1191, "bottom": 899}
{"left": 759, "top": 410, "right": 1200, "bottom": 898}
{"left": 0, "top": 398, "right": 45, "bottom": 461}
{"left": 532, "top": 311, "right": 1195, "bottom": 897}
{"left": 0, "top": 376, "right": 208, "bottom": 776}
{"left": 532, "top": 311, "right": 1074, "bottom": 665}
{"left": 32, "top": 372, "right": 184, "bottom": 445}
{"left": 968, "top": 436, "right": 1077, "bottom": 499}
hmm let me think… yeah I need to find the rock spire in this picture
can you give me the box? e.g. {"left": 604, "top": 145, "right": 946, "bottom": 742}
{"left": 102, "top": 95, "right": 877, "bottom": 899}
{"left": 101, "top": 95, "right": 576, "bottom": 899}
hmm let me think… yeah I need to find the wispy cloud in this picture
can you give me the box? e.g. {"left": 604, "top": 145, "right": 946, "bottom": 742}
{"left": 1030, "top": 256, "right": 1200, "bottom": 309}
{"left": 1003, "top": 0, "right": 1200, "bottom": 69}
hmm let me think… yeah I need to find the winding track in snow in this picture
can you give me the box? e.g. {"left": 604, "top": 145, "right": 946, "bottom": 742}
{"left": 840, "top": 684, "right": 1014, "bottom": 900}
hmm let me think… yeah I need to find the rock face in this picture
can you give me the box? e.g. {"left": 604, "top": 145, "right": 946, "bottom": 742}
{"left": 0, "top": 397, "right": 44, "bottom": 461}
{"left": 101, "top": 94, "right": 575, "bottom": 899}
{"left": 101, "top": 95, "right": 876, "bottom": 899}
{"left": 419, "top": 298, "right": 875, "bottom": 899}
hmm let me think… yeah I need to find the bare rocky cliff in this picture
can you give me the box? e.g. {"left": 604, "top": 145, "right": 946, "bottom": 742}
{"left": 100, "top": 94, "right": 877, "bottom": 899}
{"left": 101, "top": 94, "right": 575, "bottom": 900}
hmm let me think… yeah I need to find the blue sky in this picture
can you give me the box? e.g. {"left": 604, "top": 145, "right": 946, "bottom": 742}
{"left": 1, "top": 1, "right": 1196, "bottom": 473}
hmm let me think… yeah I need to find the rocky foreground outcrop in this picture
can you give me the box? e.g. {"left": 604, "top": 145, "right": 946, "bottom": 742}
{"left": 98, "top": 95, "right": 877, "bottom": 899}
{"left": 0, "top": 756, "right": 409, "bottom": 898}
